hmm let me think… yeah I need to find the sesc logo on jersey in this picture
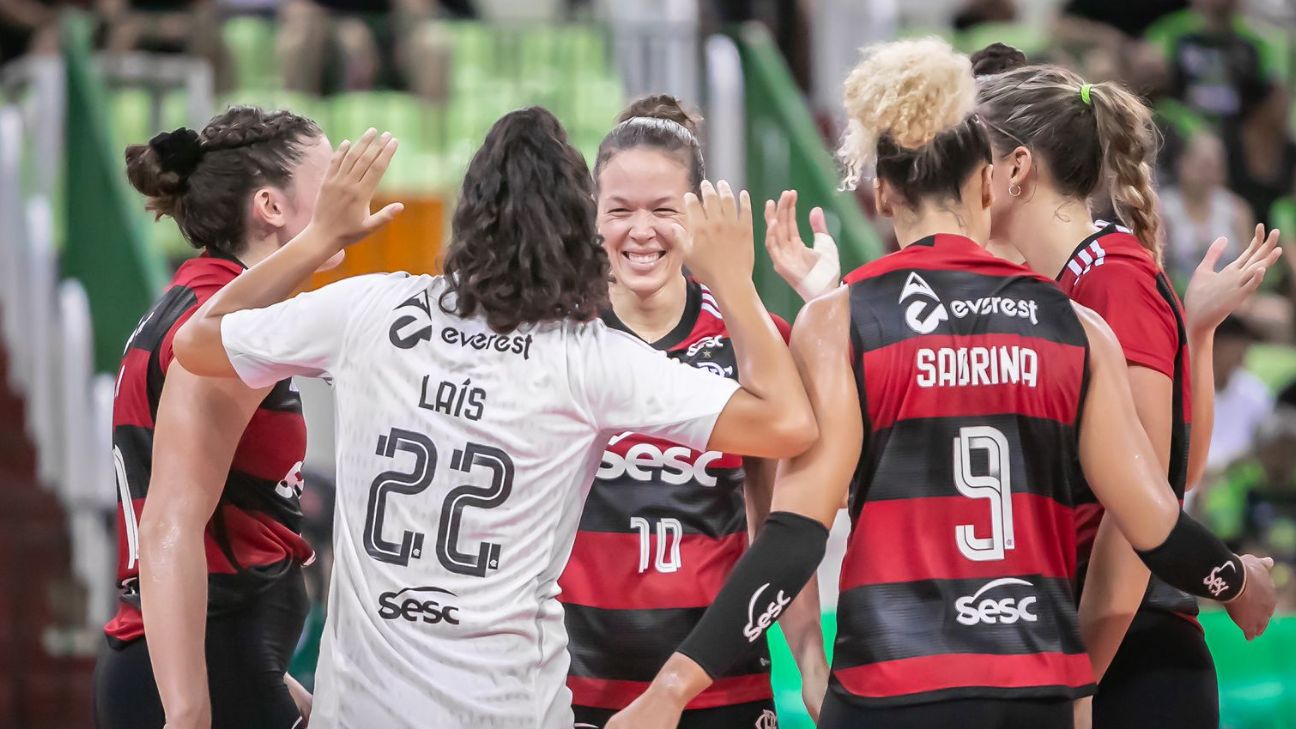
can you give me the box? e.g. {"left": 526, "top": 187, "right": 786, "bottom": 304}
{"left": 598, "top": 436, "right": 728, "bottom": 487}
{"left": 955, "top": 578, "right": 1039, "bottom": 626}
{"left": 377, "top": 585, "right": 462, "bottom": 626}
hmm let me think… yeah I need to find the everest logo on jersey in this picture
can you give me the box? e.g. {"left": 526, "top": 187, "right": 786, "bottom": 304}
{"left": 900, "top": 273, "right": 1040, "bottom": 335}
{"left": 378, "top": 586, "right": 462, "bottom": 626}
{"left": 387, "top": 289, "right": 534, "bottom": 358}
{"left": 900, "top": 273, "right": 949, "bottom": 334}
{"left": 744, "top": 583, "right": 791, "bottom": 642}
{"left": 955, "top": 578, "right": 1039, "bottom": 626}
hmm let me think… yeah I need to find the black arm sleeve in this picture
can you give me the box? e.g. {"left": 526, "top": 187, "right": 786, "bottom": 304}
{"left": 675, "top": 511, "right": 828, "bottom": 679}
{"left": 1135, "top": 510, "right": 1246, "bottom": 602}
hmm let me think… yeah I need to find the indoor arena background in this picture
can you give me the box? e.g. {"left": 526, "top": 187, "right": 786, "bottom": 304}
{"left": 3, "top": 0, "right": 1296, "bottom": 727}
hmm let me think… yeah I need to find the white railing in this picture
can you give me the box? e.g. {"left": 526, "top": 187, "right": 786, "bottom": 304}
{"left": 0, "top": 60, "right": 126, "bottom": 649}
{"left": 599, "top": 0, "right": 700, "bottom": 103}
{"left": 704, "top": 33, "right": 745, "bottom": 188}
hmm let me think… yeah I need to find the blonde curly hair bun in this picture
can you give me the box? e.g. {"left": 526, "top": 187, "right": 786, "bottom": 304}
{"left": 839, "top": 38, "right": 976, "bottom": 189}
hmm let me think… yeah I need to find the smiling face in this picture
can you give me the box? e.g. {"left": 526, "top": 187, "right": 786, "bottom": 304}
{"left": 597, "top": 147, "right": 692, "bottom": 297}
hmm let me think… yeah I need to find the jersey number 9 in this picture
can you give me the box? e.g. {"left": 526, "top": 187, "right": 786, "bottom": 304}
{"left": 953, "top": 426, "right": 1015, "bottom": 562}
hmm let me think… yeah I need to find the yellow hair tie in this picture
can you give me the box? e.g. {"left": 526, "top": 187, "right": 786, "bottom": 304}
{"left": 1080, "top": 83, "right": 1093, "bottom": 106}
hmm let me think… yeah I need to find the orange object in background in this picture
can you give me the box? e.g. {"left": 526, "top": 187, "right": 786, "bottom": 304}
{"left": 305, "top": 194, "right": 447, "bottom": 290}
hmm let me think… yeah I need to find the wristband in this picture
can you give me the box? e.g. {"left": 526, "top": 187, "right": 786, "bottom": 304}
{"left": 1135, "top": 510, "right": 1246, "bottom": 602}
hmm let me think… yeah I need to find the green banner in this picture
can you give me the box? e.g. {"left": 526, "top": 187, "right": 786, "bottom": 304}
{"left": 60, "top": 11, "right": 166, "bottom": 372}
{"left": 735, "top": 23, "right": 883, "bottom": 322}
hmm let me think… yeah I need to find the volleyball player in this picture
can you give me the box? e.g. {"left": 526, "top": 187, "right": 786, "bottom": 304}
{"left": 558, "top": 95, "right": 827, "bottom": 728}
{"left": 170, "top": 109, "right": 817, "bottom": 728}
{"left": 94, "top": 107, "right": 338, "bottom": 729}
{"left": 605, "top": 38, "right": 1277, "bottom": 729}
{"left": 976, "top": 55, "right": 1282, "bottom": 729}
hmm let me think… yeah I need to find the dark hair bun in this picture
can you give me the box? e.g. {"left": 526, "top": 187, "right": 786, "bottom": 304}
{"left": 125, "top": 142, "right": 187, "bottom": 219}
{"left": 616, "top": 94, "right": 703, "bottom": 137}
{"left": 971, "top": 43, "right": 1028, "bottom": 77}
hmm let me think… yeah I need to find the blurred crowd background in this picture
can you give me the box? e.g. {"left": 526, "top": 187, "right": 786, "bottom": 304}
{"left": 3, "top": 0, "right": 1296, "bottom": 727}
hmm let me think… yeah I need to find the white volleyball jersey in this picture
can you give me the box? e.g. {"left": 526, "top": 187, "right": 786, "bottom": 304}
{"left": 220, "top": 273, "right": 740, "bottom": 729}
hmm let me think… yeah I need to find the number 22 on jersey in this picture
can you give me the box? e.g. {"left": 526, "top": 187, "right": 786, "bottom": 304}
{"left": 363, "top": 427, "right": 515, "bottom": 577}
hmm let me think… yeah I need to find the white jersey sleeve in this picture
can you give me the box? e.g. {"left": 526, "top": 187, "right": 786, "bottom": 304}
{"left": 569, "top": 325, "right": 740, "bottom": 451}
{"left": 220, "top": 273, "right": 398, "bottom": 388}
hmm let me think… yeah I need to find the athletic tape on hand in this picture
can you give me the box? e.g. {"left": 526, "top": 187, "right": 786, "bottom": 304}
{"left": 793, "top": 232, "right": 841, "bottom": 302}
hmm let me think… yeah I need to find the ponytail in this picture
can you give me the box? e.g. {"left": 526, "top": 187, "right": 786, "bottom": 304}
{"left": 1089, "top": 83, "right": 1164, "bottom": 262}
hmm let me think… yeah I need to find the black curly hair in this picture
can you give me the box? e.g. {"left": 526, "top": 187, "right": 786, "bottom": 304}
{"left": 439, "top": 107, "right": 610, "bottom": 333}
{"left": 124, "top": 106, "right": 322, "bottom": 257}
{"left": 970, "top": 42, "right": 1027, "bottom": 77}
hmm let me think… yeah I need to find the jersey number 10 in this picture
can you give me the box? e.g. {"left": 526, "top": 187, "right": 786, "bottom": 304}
{"left": 363, "top": 428, "right": 514, "bottom": 577}
{"left": 630, "top": 517, "right": 683, "bottom": 573}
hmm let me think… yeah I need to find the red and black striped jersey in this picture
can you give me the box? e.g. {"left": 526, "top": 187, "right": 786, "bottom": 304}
{"left": 558, "top": 279, "right": 790, "bottom": 711}
{"left": 830, "top": 234, "right": 1095, "bottom": 707}
{"left": 1058, "top": 223, "right": 1197, "bottom": 619}
{"left": 104, "top": 254, "right": 313, "bottom": 645}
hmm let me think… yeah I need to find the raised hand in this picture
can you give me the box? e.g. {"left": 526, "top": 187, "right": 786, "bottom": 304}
{"left": 310, "top": 128, "right": 403, "bottom": 252}
{"left": 1224, "top": 554, "right": 1277, "bottom": 640}
{"left": 670, "top": 180, "right": 754, "bottom": 293}
{"left": 1184, "top": 224, "right": 1281, "bottom": 335}
{"left": 764, "top": 190, "right": 840, "bottom": 301}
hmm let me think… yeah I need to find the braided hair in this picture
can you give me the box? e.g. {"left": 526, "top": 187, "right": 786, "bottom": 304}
{"left": 125, "top": 106, "right": 322, "bottom": 257}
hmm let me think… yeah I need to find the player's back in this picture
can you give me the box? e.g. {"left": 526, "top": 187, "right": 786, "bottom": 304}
{"left": 830, "top": 233, "right": 1095, "bottom": 707}
{"left": 226, "top": 273, "right": 741, "bottom": 728}
{"left": 106, "top": 255, "right": 311, "bottom": 644}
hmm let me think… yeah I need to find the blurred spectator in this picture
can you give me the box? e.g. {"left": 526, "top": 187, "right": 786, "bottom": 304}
{"left": 1161, "top": 131, "right": 1252, "bottom": 284}
{"left": 952, "top": 0, "right": 1015, "bottom": 31}
{"left": 709, "top": 0, "right": 810, "bottom": 92}
{"left": 98, "top": 0, "right": 231, "bottom": 89}
{"left": 1199, "top": 407, "right": 1296, "bottom": 608}
{"left": 1209, "top": 315, "right": 1274, "bottom": 472}
{"left": 1145, "top": 0, "right": 1280, "bottom": 127}
{"left": 1053, "top": 0, "right": 1182, "bottom": 82}
{"left": 1059, "top": 0, "right": 1185, "bottom": 39}
{"left": 1222, "top": 81, "right": 1296, "bottom": 229}
{"left": 0, "top": 0, "right": 64, "bottom": 65}
{"left": 276, "top": 0, "right": 466, "bottom": 98}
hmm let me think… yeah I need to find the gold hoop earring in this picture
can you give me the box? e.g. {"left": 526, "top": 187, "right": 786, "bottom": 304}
{"left": 1008, "top": 183, "right": 1022, "bottom": 198}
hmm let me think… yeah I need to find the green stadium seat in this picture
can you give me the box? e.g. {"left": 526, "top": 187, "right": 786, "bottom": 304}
{"left": 1246, "top": 344, "right": 1296, "bottom": 393}
{"left": 223, "top": 16, "right": 280, "bottom": 91}
{"left": 110, "top": 89, "right": 153, "bottom": 147}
